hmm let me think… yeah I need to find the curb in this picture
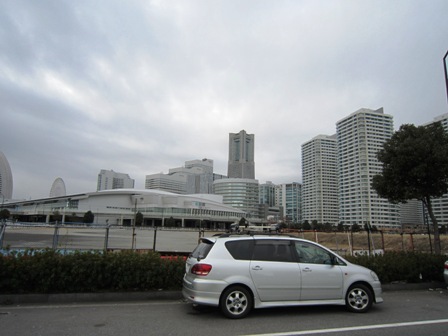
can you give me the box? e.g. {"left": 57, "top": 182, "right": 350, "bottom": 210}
{"left": 382, "top": 281, "right": 446, "bottom": 291}
{"left": 0, "top": 290, "right": 183, "bottom": 305}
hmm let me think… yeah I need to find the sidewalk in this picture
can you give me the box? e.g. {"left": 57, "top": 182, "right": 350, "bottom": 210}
{"left": 1, "top": 282, "right": 446, "bottom": 306}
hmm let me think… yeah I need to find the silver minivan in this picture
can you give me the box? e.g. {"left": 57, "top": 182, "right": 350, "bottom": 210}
{"left": 183, "top": 234, "right": 383, "bottom": 319}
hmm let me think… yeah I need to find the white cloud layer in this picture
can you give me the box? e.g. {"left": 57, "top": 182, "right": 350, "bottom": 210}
{"left": 1, "top": 0, "right": 447, "bottom": 200}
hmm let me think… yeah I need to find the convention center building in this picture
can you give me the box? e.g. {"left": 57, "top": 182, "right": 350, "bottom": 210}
{"left": 4, "top": 189, "right": 247, "bottom": 230}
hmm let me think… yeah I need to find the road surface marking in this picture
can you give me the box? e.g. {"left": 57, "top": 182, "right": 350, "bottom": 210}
{"left": 243, "top": 319, "right": 448, "bottom": 336}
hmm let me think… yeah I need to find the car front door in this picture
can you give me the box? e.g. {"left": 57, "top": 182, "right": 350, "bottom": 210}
{"left": 249, "top": 240, "right": 301, "bottom": 302}
{"left": 294, "top": 241, "right": 344, "bottom": 301}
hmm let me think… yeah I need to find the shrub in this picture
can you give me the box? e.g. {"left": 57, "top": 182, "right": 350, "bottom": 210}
{"left": 0, "top": 249, "right": 185, "bottom": 294}
{"left": 346, "top": 251, "right": 446, "bottom": 283}
{"left": 1, "top": 249, "right": 445, "bottom": 295}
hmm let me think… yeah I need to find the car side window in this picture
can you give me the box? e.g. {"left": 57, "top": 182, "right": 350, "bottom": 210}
{"left": 294, "top": 242, "right": 333, "bottom": 265}
{"left": 225, "top": 240, "right": 254, "bottom": 260}
{"left": 252, "top": 240, "right": 295, "bottom": 262}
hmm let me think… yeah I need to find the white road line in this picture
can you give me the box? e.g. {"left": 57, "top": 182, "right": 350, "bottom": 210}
{"left": 242, "top": 319, "right": 448, "bottom": 336}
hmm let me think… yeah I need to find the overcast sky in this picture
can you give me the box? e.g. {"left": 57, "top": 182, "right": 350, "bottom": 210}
{"left": 1, "top": 0, "right": 447, "bottom": 200}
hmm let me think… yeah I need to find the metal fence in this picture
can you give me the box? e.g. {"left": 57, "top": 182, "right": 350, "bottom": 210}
{"left": 1, "top": 223, "right": 447, "bottom": 255}
{"left": 0, "top": 223, "right": 211, "bottom": 254}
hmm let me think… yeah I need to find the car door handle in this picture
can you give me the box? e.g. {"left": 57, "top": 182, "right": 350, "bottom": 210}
{"left": 302, "top": 267, "right": 312, "bottom": 272}
{"left": 252, "top": 266, "right": 263, "bottom": 271}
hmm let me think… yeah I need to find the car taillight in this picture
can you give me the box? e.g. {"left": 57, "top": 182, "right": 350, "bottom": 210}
{"left": 191, "top": 263, "right": 212, "bottom": 276}
{"left": 444, "top": 262, "right": 448, "bottom": 270}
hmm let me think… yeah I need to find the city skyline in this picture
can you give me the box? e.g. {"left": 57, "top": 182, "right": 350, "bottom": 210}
{"left": 1, "top": 1, "right": 447, "bottom": 200}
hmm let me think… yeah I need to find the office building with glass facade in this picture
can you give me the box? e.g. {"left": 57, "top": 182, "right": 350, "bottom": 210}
{"left": 213, "top": 178, "right": 260, "bottom": 220}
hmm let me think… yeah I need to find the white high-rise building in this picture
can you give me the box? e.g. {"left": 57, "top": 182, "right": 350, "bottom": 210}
{"left": 97, "top": 170, "right": 135, "bottom": 191}
{"left": 0, "top": 151, "right": 13, "bottom": 200}
{"left": 301, "top": 134, "right": 339, "bottom": 225}
{"left": 423, "top": 113, "right": 448, "bottom": 227}
{"left": 336, "top": 108, "right": 400, "bottom": 228}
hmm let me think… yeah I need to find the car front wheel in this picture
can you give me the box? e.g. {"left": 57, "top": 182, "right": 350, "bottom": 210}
{"left": 220, "top": 286, "right": 252, "bottom": 319}
{"left": 345, "top": 283, "right": 373, "bottom": 313}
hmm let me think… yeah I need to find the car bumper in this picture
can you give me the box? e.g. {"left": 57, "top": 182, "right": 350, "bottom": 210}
{"left": 182, "top": 274, "right": 227, "bottom": 306}
{"left": 372, "top": 281, "right": 384, "bottom": 304}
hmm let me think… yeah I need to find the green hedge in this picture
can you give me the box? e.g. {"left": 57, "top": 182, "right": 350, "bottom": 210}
{"left": 0, "top": 250, "right": 445, "bottom": 294}
{"left": 0, "top": 249, "right": 185, "bottom": 294}
{"left": 346, "top": 251, "right": 446, "bottom": 283}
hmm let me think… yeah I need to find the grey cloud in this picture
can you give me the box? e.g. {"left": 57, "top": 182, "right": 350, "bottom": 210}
{"left": 1, "top": 0, "right": 447, "bottom": 199}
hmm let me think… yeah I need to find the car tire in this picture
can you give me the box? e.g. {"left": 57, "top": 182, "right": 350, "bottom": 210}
{"left": 220, "top": 286, "right": 252, "bottom": 319}
{"left": 345, "top": 283, "right": 373, "bottom": 313}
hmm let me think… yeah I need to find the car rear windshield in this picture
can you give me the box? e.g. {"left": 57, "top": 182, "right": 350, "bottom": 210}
{"left": 190, "top": 240, "right": 214, "bottom": 259}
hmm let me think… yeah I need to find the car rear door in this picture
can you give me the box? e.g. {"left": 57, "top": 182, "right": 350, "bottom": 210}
{"left": 249, "top": 239, "right": 301, "bottom": 302}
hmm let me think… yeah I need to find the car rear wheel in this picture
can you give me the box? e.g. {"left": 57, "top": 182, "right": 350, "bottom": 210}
{"left": 220, "top": 286, "right": 252, "bottom": 319}
{"left": 345, "top": 283, "right": 373, "bottom": 313}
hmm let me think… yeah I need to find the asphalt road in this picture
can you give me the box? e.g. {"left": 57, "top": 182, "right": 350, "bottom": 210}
{"left": 1, "top": 289, "right": 447, "bottom": 336}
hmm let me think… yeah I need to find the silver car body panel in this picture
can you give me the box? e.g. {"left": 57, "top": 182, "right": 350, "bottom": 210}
{"left": 182, "top": 235, "right": 383, "bottom": 310}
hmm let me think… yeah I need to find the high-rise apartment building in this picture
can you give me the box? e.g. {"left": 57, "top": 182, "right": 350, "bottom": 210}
{"left": 423, "top": 113, "right": 448, "bottom": 227}
{"left": 336, "top": 108, "right": 400, "bottom": 228}
{"left": 97, "top": 170, "right": 135, "bottom": 191}
{"left": 301, "top": 134, "right": 339, "bottom": 225}
{"left": 0, "top": 151, "right": 13, "bottom": 199}
{"left": 227, "top": 130, "right": 255, "bottom": 179}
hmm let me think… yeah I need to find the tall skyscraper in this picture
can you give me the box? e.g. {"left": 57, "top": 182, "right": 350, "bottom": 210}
{"left": 0, "top": 151, "right": 13, "bottom": 199}
{"left": 97, "top": 170, "right": 135, "bottom": 191}
{"left": 302, "top": 134, "right": 339, "bottom": 225}
{"left": 227, "top": 130, "right": 255, "bottom": 179}
{"left": 336, "top": 108, "right": 400, "bottom": 228}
